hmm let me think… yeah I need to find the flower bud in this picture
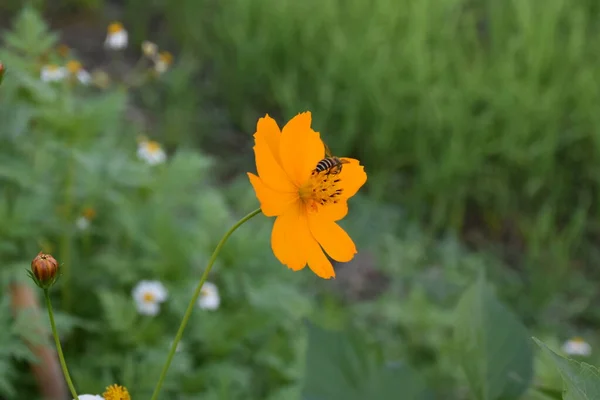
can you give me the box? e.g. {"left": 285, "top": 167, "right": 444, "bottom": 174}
{"left": 0, "top": 62, "right": 5, "bottom": 85}
{"left": 30, "top": 252, "right": 59, "bottom": 289}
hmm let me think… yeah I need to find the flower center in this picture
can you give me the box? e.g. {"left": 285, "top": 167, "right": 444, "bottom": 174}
{"left": 145, "top": 141, "right": 161, "bottom": 153}
{"left": 103, "top": 384, "right": 130, "bottom": 400}
{"left": 299, "top": 171, "right": 343, "bottom": 212}
{"left": 82, "top": 207, "right": 96, "bottom": 219}
{"left": 159, "top": 51, "right": 173, "bottom": 65}
{"left": 66, "top": 60, "right": 82, "bottom": 73}
{"left": 143, "top": 292, "right": 156, "bottom": 303}
{"left": 108, "top": 22, "right": 124, "bottom": 34}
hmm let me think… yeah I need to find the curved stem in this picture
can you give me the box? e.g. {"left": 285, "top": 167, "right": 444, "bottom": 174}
{"left": 150, "top": 208, "right": 262, "bottom": 400}
{"left": 43, "top": 289, "right": 79, "bottom": 400}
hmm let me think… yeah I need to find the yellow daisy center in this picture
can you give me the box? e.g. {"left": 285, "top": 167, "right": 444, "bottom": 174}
{"left": 572, "top": 337, "right": 586, "bottom": 343}
{"left": 103, "top": 384, "right": 130, "bottom": 400}
{"left": 82, "top": 207, "right": 96, "bottom": 219}
{"left": 143, "top": 292, "right": 156, "bottom": 303}
{"left": 159, "top": 51, "right": 173, "bottom": 65}
{"left": 145, "top": 141, "right": 161, "bottom": 153}
{"left": 46, "top": 64, "right": 60, "bottom": 71}
{"left": 66, "top": 60, "right": 82, "bottom": 73}
{"left": 299, "top": 171, "right": 343, "bottom": 212}
{"left": 108, "top": 22, "right": 124, "bottom": 34}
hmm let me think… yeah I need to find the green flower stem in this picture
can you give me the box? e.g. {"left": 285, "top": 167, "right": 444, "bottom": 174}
{"left": 43, "top": 289, "right": 79, "bottom": 400}
{"left": 150, "top": 207, "right": 262, "bottom": 400}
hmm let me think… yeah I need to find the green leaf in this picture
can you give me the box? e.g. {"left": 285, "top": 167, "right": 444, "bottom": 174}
{"left": 302, "top": 323, "right": 430, "bottom": 400}
{"left": 453, "top": 272, "right": 533, "bottom": 400}
{"left": 97, "top": 290, "right": 137, "bottom": 334}
{"left": 534, "top": 338, "right": 600, "bottom": 400}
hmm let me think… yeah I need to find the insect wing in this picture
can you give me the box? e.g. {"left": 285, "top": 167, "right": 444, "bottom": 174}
{"left": 323, "top": 142, "right": 333, "bottom": 157}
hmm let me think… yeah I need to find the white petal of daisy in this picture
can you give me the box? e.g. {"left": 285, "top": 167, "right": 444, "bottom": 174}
{"left": 137, "top": 140, "right": 167, "bottom": 165}
{"left": 41, "top": 65, "right": 67, "bottom": 82}
{"left": 77, "top": 69, "right": 92, "bottom": 85}
{"left": 75, "top": 216, "right": 90, "bottom": 231}
{"left": 198, "top": 282, "right": 220, "bottom": 310}
{"left": 153, "top": 51, "right": 174, "bottom": 74}
{"left": 562, "top": 337, "right": 592, "bottom": 356}
{"left": 104, "top": 22, "right": 128, "bottom": 50}
{"left": 75, "top": 395, "right": 104, "bottom": 400}
{"left": 132, "top": 280, "right": 168, "bottom": 316}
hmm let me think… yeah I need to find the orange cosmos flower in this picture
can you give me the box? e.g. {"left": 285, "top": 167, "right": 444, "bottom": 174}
{"left": 247, "top": 112, "right": 367, "bottom": 279}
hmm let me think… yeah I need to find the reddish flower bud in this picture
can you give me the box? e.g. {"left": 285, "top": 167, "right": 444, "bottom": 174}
{"left": 0, "top": 62, "right": 4, "bottom": 85}
{"left": 30, "top": 252, "right": 59, "bottom": 288}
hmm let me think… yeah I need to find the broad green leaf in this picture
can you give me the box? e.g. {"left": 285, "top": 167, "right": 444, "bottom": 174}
{"left": 302, "top": 323, "right": 430, "bottom": 400}
{"left": 534, "top": 338, "right": 600, "bottom": 400}
{"left": 454, "top": 272, "right": 533, "bottom": 400}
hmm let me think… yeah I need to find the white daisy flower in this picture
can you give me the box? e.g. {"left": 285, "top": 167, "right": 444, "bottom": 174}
{"left": 76, "top": 216, "right": 90, "bottom": 231}
{"left": 198, "top": 282, "right": 220, "bottom": 310}
{"left": 40, "top": 64, "right": 67, "bottom": 82}
{"left": 137, "top": 139, "right": 167, "bottom": 165}
{"left": 562, "top": 337, "right": 592, "bottom": 357}
{"left": 75, "top": 396, "right": 104, "bottom": 400}
{"left": 142, "top": 40, "right": 158, "bottom": 58}
{"left": 104, "top": 22, "right": 128, "bottom": 50}
{"left": 154, "top": 51, "right": 174, "bottom": 74}
{"left": 132, "top": 280, "right": 168, "bottom": 316}
{"left": 66, "top": 60, "right": 91, "bottom": 85}
{"left": 75, "top": 207, "right": 96, "bottom": 231}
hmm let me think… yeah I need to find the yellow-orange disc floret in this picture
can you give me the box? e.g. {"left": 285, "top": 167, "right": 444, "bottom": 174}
{"left": 103, "top": 384, "right": 130, "bottom": 400}
{"left": 247, "top": 112, "right": 367, "bottom": 279}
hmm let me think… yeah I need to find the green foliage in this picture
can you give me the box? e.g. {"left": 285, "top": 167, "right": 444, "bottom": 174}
{"left": 302, "top": 323, "right": 430, "bottom": 400}
{"left": 535, "top": 338, "right": 600, "bottom": 400}
{"left": 454, "top": 272, "right": 533, "bottom": 400}
{"left": 0, "top": 6, "right": 312, "bottom": 399}
{"left": 122, "top": 0, "right": 600, "bottom": 310}
{"left": 3, "top": 3, "right": 600, "bottom": 400}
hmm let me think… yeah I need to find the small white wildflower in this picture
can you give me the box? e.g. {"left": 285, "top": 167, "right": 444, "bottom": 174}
{"left": 66, "top": 60, "right": 91, "bottom": 85}
{"left": 41, "top": 65, "right": 67, "bottom": 82}
{"left": 76, "top": 216, "right": 90, "bottom": 231}
{"left": 75, "top": 396, "right": 104, "bottom": 400}
{"left": 198, "top": 282, "right": 220, "bottom": 310}
{"left": 132, "top": 280, "right": 168, "bottom": 316}
{"left": 562, "top": 337, "right": 592, "bottom": 357}
{"left": 75, "top": 208, "right": 96, "bottom": 231}
{"left": 137, "top": 140, "right": 167, "bottom": 165}
{"left": 104, "top": 22, "right": 128, "bottom": 50}
{"left": 142, "top": 41, "right": 158, "bottom": 58}
{"left": 154, "top": 51, "right": 173, "bottom": 74}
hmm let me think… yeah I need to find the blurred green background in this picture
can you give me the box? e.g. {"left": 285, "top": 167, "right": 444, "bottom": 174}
{"left": 1, "top": 0, "right": 600, "bottom": 399}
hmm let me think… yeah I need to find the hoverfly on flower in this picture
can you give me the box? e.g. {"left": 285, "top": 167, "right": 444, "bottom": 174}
{"left": 312, "top": 143, "right": 350, "bottom": 176}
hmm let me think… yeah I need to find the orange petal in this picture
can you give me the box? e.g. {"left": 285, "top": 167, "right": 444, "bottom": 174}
{"left": 337, "top": 158, "right": 367, "bottom": 200}
{"left": 308, "top": 214, "right": 357, "bottom": 263}
{"left": 280, "top": 112, "right": 325, "bottom": 186}
{"left": 252, "top": 115, "right": 295, "bottom": 193}
{"left": 306, "top": 238, "right": 336, "bottom": 279}
{"left": 254, "top": 114, "right": 283, "bottom": 166}
{"left": 248, "top": 173, "right": 297, "bottom": 217}
{"left": 253, "top": 133, "right": 296, "bottom": 192}
{"left": 319, "top": 201, "right": 348, "bottom": 221}
{"left": 270, "top": 202, "right": 335, "bottom": 278}
{"left": 271, "top": 212, "right": 306, "bottom": 271}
